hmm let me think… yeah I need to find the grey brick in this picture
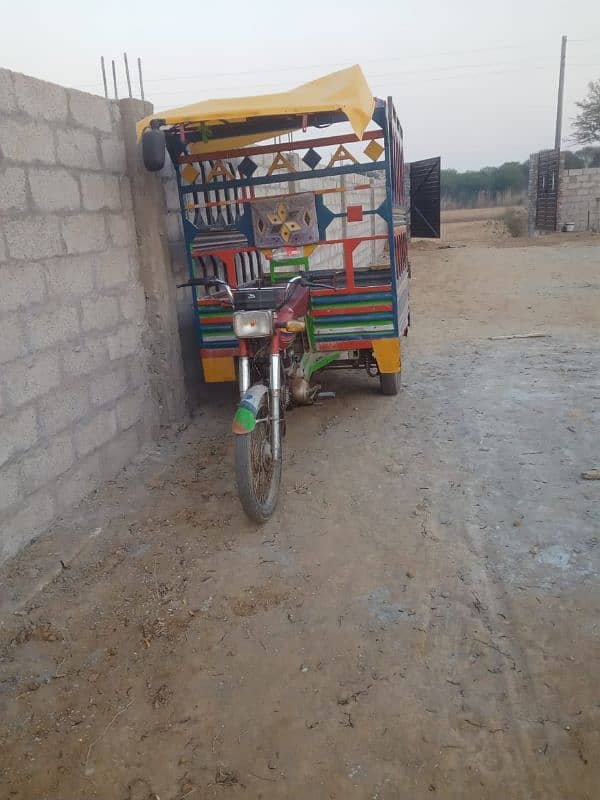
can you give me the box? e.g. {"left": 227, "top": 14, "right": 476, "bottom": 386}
{"left": 4, "top": 351, "right": 61, "bottom": 406}
{"left": 94, "top": 247, "right": 133, "bottom": 289}
{"left": 0, "top": 118, "right": 56, "bottom": 163}
{"left": 61, "top": 212, "right": 107, "bottom": 254}
{"left": 119, "top": 177, "right": 133, "bottom": 211}
{"left": 0, "top": 312, "right": 27, "bottom": 364}
{"left": 44, "top": 254, "right": 95, "bottom": 299}
{"left": 102, "top": 426, "right": 139, "bottom": 473}
{"left": 5, "top": 216, "right": 63, "bottom": 260}
{"left": 56, "top": 128, "right": 101, "bottom": 170}
{"left": 0, "top": 234, "right": 6, "bottom": 263}
{"left": 0, "top": 405, "right": 39, "bottom": 468}
{"left": 62, "top": 340, "right": 109, "bottom": 378}
{"left": 81, "top": 172, "right": 121, "bottom": 211}
{"left": 90, "top": 366, "right": 129, "bottom": 407}
{"left": 166, "top": 212, "right": 183, "bottom": 242}
{"left": 55, "top": 451, "right": 102, "bottom": 512}
{"left": 68, "top": 90, "right": 113, "bottom": 133}
{"left": 20, "top": 432, "right": 74, "bottom": 492}
{"left": 28, "top": 304, "right": 80, "bottom": 350}
{"left": 39, "top": 383, "right": 90, "bottom": 437}
{"left": 0, "top": 488, "right": 56, "bottom": 562}
{"left": 107, "top": 323, "right": 143, "bottom": 360}
{"left": 28, "top": 167, "right": 81, "bottom": 212}
{"left": 0, "top": 68, "right": 16, "bottom": 111}
{"left": 100, "top": 136, "right": 127, "bottom": 173}
{"left": 81, "top": 295, "right": 120, "bottom": 332}
{"left": 116, "top": 387, "right": 146, "bottom": 430}
{"left": 0, "top": 166, "right": 27, "bottom": 212}
{"left": 74, "top": 408, "right": 117, "bottom": 457}
{"left": 14, "top": 72, "right": 68, "bottom": 122}
{"left": 119, "top": 284, "right": 146, "bottom": 322}
{"left": 108, "top": 214, "right": 136, "bottom": 247}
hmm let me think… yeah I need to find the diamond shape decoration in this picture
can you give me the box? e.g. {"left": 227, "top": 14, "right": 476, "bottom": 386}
{"left": 303, "top": 210, "right": 312, "bottom": 226}
{"left": 238, "top": 156, "right": 258, "bottom": 178}
{"left": 181, "top": 164, "right": 199, "bottom": 184}
{"left": 302, "top": 148, "right": 322, "bottom": 170}
{"left": 364, "top": 139, "right": 384, "bottom": 162}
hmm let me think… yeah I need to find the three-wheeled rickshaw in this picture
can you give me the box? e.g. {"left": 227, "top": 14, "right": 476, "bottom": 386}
{"left": 138, "top": 66, "right": 440, "bottom": 521}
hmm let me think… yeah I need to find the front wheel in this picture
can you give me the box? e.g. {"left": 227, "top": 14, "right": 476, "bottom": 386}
{"left": 379, "top": 371, "right": 401, "bottom": 396}
{"left": 234, "top": 394, "right": 282, "bottom": 522}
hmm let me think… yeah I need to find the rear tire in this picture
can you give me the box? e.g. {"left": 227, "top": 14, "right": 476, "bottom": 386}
{"left": 141, "top": 127, "right": 166, "bottom": 172}
{"left": 380, "top": 371, "right": 401, "bottom": 396}
{"left": 234, "top": 395, "right": 282, "bottom": 522}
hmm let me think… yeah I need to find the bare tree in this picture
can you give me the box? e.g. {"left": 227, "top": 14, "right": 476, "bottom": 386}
{"left": 572, "top": 79, "right": 600, "bottom": 144}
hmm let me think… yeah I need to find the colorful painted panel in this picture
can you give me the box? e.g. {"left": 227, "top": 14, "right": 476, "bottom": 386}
{"left": 251, "top": 193, "right": 319, "bottom": 249}
{"left": 310, "top": 288, "right": 396, "bottom": 347}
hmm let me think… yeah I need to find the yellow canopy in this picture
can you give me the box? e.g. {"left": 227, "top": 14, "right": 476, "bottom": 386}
{"left": 136, "top": 65, "right": 375, "bottom": 153}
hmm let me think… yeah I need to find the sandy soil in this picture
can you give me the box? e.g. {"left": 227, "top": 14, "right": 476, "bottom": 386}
{"left": 1, "top": 229, "right": 599, "bottom": 799}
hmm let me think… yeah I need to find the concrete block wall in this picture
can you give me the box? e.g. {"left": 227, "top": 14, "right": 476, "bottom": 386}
{"left": 527, "top": 152, "right": 540, "bottom": 236}
{"left": 558, "top": 167, "right": 600, "bottom": 232}
{"left": 0, "top": 69, "right": 158, "bottom": 561}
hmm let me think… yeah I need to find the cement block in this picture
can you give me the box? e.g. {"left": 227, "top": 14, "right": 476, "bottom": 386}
{"left": 0, "top": 404, "right": 39, "bottom": 468}
{"left": 81, "top": 295, "right": 120, "bottom": 332}
{"left": 28, "top": 167, "right": 81, "bottom": 212}
{"left": 44, "top": 254, "right": 95, "bottom": 299}
{"left": 0, "top": 166, "right": 27, "bottom": 212}
{"left": 3, "top": 351, "right": 61, "bottom": 406}
{"left": 0, "top": 487, "right": 56, "bottom": 562}
{"left": 107, "top": 323, "right": 143, "bottom": 361}
{"left": 116, "top": 386, "right": 146, "bottom": 430}
{"left": 20, "top": 431, "right": 74, "bottom": 492}
{"left": 61, "top": 212, "right": 107, "bottom": 254}
{"left": 39, "top": 383, "right": 90, "bottom": 437}
{"left": 0, "top": 68, "right": 16, "bottom": 111}
{"left": 100, "top": 136, "right": 127, "bottom": 174}
{"left": 0, "top": 312, "right": 27, "bottom": 365}
{"left": 5, "top": 216, "right": 63, "bottom": 260}
{"left": 102, "top": 426, "right": 139, "bottom": 473}
{"left": 166, "top": 212, "right": 183, "bottom": 243}
{"left": 68, "top": 89, "right": 113, "bottom": 133}
{"left": 90, "top": 366, "right": 129, "bottom": 407}
{"left": 81, "top": 172, "right": 122, "bottom": 211}
{"left": 28, "top": 304, "right": 80, "bottom": 350}
{"left": 0, "top": 118, "right": 56, "bottom": 163}
{"left": 94, "top": 247, "right": 133, "bottom": 290}
{"left": 62, "top": 340, "right": 109, "bottom": 379}
{"left": 55, "top": 451, "right": 102, "bottom": 512}
{"left": 0, "top": 234, "right": 6, "bottom": 263}
{"left": 119, "top": 284, "right": 146, "bottom": 322}
{"left": 74, "top": 408, "right": 117, "bottom": 457}
{"left": 13, "top": 72, "right": 68, "bottom": 122}
{"left": 56, "top": 128, "right": 101, "bottom": 170}
{"left": 119, "top": 177, "right": 134, "bottom": 211}
{"left": 108, "top": 214, "right": 136, "bottom": 247}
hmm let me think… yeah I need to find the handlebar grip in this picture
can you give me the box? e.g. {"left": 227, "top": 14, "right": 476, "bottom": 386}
{"left": 177, "top": 278, "right": 222, "bottom": 288}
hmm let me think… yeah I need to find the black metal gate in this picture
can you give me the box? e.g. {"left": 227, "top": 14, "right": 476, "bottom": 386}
{"left": 535, "top": 149, "right": 559, "bottom": 231}
{"left": 409, "top": 157, "right": 441, "bottom": 238}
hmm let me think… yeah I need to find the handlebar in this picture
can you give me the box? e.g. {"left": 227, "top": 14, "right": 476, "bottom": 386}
{"left": 177, "top": 274, "right": 336, "bottom": 306}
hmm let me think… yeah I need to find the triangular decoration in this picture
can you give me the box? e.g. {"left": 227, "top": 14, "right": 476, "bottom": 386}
{"left": 267, "top": 152, "right": 295, "bottom": 176}
{"left": 206, "top": 160, "right": 235, "bottom": 182}
{"left": 328, "top": 144, "right": 359, "bottom": 168}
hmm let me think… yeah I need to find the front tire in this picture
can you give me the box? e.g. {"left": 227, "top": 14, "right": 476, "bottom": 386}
{"left": 234, "top": 394, "right": 282, "bottom": 522}
{"left": 380, "top": 371, "right": 401, "bottom": 396}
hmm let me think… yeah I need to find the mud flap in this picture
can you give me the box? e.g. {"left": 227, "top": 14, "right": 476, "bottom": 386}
{"left": 232, "top": 383, "right": 269, "bottom": 434}
{"left": 372, "top": 338, "right": 401, "bottom": 374}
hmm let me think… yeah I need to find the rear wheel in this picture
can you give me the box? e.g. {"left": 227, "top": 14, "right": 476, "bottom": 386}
{"left": 234, "top": 394, "right": 282, "bottom": 522}
{"left": 380, "top": 371, "right": 401, "bottom": 396}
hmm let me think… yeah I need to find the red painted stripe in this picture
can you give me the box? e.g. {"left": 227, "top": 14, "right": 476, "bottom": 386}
{"left": 200, "top": 347, "right": 239, "bottom": 358}
{"left": 311, "top": 284, "right": 392, "bottom": 297}
{"left": 311, "top": 304, "right": 393, "bottom": 317}
{"left": 316, "top": 340, "right": 374, "bottom": 352}
{"left": 198, "top": 315, "right": 233, "bottom": 325}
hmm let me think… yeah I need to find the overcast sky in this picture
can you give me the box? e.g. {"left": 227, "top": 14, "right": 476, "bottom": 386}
{"left": 1, "top": 0, "right": 599, "bottom": 169}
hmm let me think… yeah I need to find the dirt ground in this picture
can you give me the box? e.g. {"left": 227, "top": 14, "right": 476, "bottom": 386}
{"left": 1, "top": 221, "right": 599, "bottom": 799}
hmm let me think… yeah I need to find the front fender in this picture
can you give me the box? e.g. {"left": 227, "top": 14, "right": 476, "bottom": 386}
{"left": 232, "top": 383, "right": 269, "bottom": 434}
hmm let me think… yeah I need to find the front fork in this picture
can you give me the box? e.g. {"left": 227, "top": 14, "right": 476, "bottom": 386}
{"left": 238, "top": 338, "right": 282, "bottom": 461}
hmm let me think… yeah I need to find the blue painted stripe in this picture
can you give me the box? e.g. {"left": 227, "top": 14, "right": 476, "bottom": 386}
{"left": 313, "top": 312, "right": 394, "bottom": 324}
{"left": 200, "top": 339, "right": 239, "bottom": 349}
{"left": 181, "top": 161, "right": 387, "bottom": 195}
{"left": 311, "top": 291, "right": 392, "bottom": 306}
